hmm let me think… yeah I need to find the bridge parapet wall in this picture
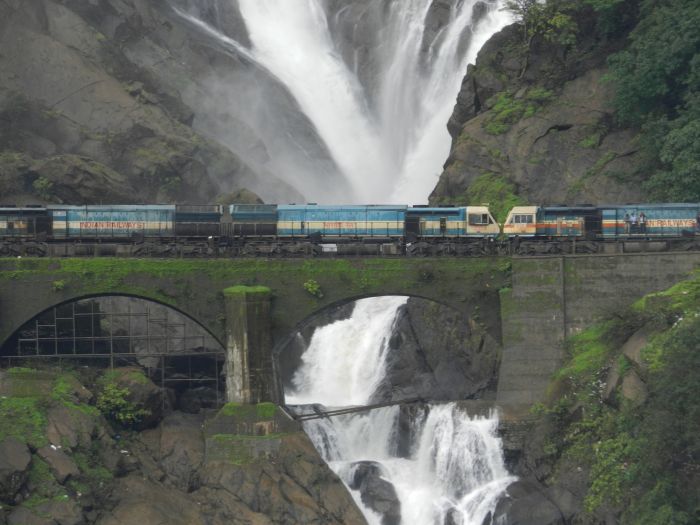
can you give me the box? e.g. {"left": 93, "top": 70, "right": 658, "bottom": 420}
{"left": 497, "top": 252, "right": 700, "bottom": 407}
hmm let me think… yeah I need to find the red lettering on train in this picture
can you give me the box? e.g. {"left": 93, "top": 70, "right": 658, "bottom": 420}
{"left": 647, "top": 219, "right": 694, "bottom": 227}
{"left": 79, "top": 222, "right": 145, "bottom": 229}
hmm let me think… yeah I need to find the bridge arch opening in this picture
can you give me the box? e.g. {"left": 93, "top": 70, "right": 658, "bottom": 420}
{"left": 1, "top": 294, "right": 226, "bottom": 411}
{"left": 275, "top": 294, "right": 501, "bottom": 407}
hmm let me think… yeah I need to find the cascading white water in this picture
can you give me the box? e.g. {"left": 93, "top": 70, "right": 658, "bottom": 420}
{"left": 175, "top": 0, "right": 512, "bottom": 204}
{"left": 286, "top": 296, "right": 407, "bottom": 406}
{"left": 287, "top": 297, "right": 515, "bottom": 525}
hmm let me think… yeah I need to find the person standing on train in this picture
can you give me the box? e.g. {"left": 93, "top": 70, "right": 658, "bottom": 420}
{"left": 624, "top": 212, "right": 630, "bottom": 234}
{"left": 630, "top": 211, "right": 638, "bottom": 234}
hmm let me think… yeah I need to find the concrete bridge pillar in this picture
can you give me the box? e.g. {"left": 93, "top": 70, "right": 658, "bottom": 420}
{"left": 223, "top": 286, "right": 275, "bottom": 404}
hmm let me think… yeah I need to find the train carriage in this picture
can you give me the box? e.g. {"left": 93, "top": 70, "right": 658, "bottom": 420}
{"left": 276, "top": 205, "right": 407, "bottom": 239}
{"left": 49, "top": 205, "right": 175, "bottom": 239}
{"left": 174, "top": 205, "right": 222, "bottom": 237}
{"left": 405, "top": 206, "right": 499, "bottom": 239}
{"left": 0, "top": 206, "right": 51, "bottom": 238}
{"left": 503, "top": 206, "right": 600, "bottom": 238}
{"left": 600, "top": 204, "right": 700, "bottom": 238}
{"left": 228, "top": 204, "right": 279, "bottom": 237}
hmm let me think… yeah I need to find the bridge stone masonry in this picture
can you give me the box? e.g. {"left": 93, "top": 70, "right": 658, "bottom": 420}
{"left": 497, "top": 252, "right": 700, "bottom": 406}
{"left": 1, "top": 253, "right": 699, "bottom": 409}
{"left": 0, "top": 257, "right": 509, "bottom": 403}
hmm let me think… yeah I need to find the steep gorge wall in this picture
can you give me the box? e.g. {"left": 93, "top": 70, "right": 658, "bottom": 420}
{"left": 431, "top": 10, "right": 644, "bottom": 207}
{"left": 0, "top": 0, "right": 304, "bottom": 205}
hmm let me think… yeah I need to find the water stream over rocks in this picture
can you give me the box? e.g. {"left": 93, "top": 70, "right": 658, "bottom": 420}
{"left": 286, "top": 297, "right": 515, "bottom": 525}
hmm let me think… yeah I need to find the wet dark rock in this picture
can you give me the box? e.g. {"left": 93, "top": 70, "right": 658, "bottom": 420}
{"left": 0, "top": 437, "right": 31, "bottom": 504}
{"left": 156, "top": 412, "right": 205, "bottom": 492}
{"left": 7, "top": 507, "right": 56, "bottom": 525}
{"left": 178, "top": 386, "right": 220, "bottom": 413}
{"left": 37, "top": 446, "right": 80, "bottom": 484}
{"left": 348, "top": 461, "right": 401, "bottom": 525}
{"left": 377, "top": 298, "right": 500, "bottom": 403}
{"left": 492, "top": 480, "right": 576, "bottom": 525}
{"left": 32, "top": 499, "right": 83, "bottom": 525}
{"left": 46, "top": 404, "right": 99, "bottom": 450}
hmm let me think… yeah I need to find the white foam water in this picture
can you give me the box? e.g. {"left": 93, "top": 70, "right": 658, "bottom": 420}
{"left": 175, "top": 0, "right": 513, "bottom": 203}
{"left": 287, "top": 297, "right": 515, "bottom": 525}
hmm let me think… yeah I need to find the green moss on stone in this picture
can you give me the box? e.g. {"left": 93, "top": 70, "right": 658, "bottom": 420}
{"left": 255, "top": 402, "right": 277, "bottom": 419}
{"left": 224, "top": 285, "right": 271, "bottom": 296}
{"left": 51, "top": 374, "right": 99, "bottom": 416}
{"left": 484, "top": 89, "right": 553, "bottom": 135}
{"left": 218, "top": 402, "right": 277, "bottom": 420}
{"left": 0, "top": 396, "right": 48, "bottom": 449}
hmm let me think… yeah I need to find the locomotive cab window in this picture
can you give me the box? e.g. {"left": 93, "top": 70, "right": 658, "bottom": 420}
{"left": 511, "top": 214, "right": 534, "bottom": 224}
{"left": 469, "top": 214, "right": 491, "bottom": 225}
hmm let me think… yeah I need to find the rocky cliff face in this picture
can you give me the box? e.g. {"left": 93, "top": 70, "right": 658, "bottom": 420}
{"left": 0, "top": 0, "right": 304, "bottom": 205}
{"left": 431, "top": 11, "right": 644, "bottom": 208}
{"left": 0, "top": 367, "right": 366, "bottom": 525}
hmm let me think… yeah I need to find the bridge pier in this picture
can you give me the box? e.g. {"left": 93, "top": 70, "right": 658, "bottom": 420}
{"left": 223, "top": 286, "right": 276, "bottom": 404}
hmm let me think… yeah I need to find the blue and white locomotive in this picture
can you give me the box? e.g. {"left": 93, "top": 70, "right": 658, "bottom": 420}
{"left": 228, "top": 204, "right": 500, "bottom": 240}
{"left": 1, "top": 201, "right": 699, "bottom": 255}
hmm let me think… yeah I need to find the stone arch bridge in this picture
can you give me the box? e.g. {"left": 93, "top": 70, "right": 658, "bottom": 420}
{"left": 1, "top": 253, "right": 699, "bottom": 408}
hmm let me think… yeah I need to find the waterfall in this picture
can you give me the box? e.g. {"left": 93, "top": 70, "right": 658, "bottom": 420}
{"left": 287, "top": 297, "right": 515, "bottom": 525}
{"left": 172, "top": 0, "right": 513, "bottom": 204}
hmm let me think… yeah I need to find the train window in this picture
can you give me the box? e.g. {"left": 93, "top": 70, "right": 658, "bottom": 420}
{"left": 513, "top": 215, "right": 534, "bottom": 224}
{"left": 468, "top": 214, "right": 490, "bottom": 225}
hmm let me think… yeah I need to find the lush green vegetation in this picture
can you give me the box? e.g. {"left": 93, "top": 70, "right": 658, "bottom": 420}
{"left": 32, "top": 176, "right": 53, "bottom": 201}
{"left": 96, "top": 371, "right": 151, "bottom": 427}
{"left": 507, "top": 0, "right": 699, "bottom": 201}
{"left": 505, "top": 0, "right": 579, "bottom": 47}
{"left": 606, "top": 0, "right": 700, "bottom": 201}
{"left": 0, "top": 396, "right": 49, "bottom": 449}
{"left": 506, "top": 0, "right": 638, "bottom": 46}
{"left": 541, "top": 272, "right": 700, "bottom": 523}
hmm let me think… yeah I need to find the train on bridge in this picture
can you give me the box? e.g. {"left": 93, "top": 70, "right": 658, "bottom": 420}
{"left": 1, "top": 203, "right": 699, "bottom": 256}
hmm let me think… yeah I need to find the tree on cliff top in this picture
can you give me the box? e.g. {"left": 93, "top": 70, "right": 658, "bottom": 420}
{"left": 505, "top": 0, "right": 578, "bottom": 48}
